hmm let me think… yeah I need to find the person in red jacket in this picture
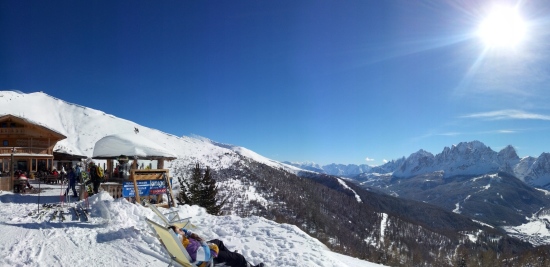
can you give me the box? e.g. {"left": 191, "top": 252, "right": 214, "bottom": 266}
{"left": 15, "top": 171, "right": 33, "bottom": 189}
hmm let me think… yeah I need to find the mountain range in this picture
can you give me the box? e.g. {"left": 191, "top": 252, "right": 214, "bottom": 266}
{"left": 289, "top": 141, "right": 550, "bottom": 228}
{"left": 289, "top": 141, "right": 550, "bottom": 189}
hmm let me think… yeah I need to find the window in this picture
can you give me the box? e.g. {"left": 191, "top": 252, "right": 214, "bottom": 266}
{"left": 38, "top": 159, "right": 47, "bottom": 171}
{"left": 2, "top": 140, "right": 7, "bottom": 146}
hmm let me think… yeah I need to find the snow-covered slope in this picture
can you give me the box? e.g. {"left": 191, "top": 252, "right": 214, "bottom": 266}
{"left": 0, "top": 184, "right": 384, "bottom": 267}
{"left": 0, "top": 91, "right": 300, "bottom": 173}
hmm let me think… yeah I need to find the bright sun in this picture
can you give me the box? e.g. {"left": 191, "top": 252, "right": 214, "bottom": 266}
{"left": 477, "top": 6, "right": 526, "bottom": 48}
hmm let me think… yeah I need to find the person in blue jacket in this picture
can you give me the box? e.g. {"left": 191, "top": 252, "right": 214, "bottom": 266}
{"left": 64, "top": 167, "right": 78, "bottom": 197}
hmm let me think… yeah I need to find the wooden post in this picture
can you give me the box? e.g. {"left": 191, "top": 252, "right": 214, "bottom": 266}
{"left": 157, "top": 159, "right": 164, "bottom": 169}
{"left": 107, "top": 159, "right": 113, "bottom": 180}
{"left": 131, "top": 170, "right": 141, "bottom": 204}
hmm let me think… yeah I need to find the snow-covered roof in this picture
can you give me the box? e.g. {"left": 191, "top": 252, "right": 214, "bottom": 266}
{"left": 0, "top": 113, "right": 67, "bottom": 139}
{"left": 92, "top": 133, "right": 177, "bottom": 160}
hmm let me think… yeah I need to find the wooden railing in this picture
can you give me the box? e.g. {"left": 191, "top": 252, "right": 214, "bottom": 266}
{"left": 100, "top": 183, "right": 124, "bottom": 199}
{"left": 0, "top": 147, "right": 50, "bottom": 155}
{"left": 0, "top": 128, "right": 26, "bottom": 135}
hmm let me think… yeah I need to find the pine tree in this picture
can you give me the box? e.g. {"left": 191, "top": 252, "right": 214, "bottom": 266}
{"left": 176, "top": 163, "right": 224, "bottom": 215}
{"left": 176, "top": 175, "right": 191, "bottom": 205}
{"left": 199, "top": 166, "right": 224, "bottom": 215}
{"left": 189, "top": 163, "right": 202, "bottom": 205}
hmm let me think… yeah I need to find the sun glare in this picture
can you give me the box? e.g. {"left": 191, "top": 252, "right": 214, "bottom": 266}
{"left": 477, "top": 6, "right": 526, "bottom": 48}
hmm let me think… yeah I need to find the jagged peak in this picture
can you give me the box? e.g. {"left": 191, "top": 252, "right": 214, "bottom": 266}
{"left": 498, "top": 145, "right": 519, "bottom": 160}
{"left": 407, "top": 149, "right": 435, "bottom": 159}
{"left": 451, "top": 140, "right": 490, "bottom": 152}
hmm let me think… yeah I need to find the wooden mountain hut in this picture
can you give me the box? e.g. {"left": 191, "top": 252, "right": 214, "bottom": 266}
{"left": 0, "top": 114, "right": 66, "bottom": 191}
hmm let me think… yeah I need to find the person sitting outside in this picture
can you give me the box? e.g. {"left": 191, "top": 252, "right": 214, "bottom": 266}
{"left": 15, "top": 171, "right": 34, "bottom": 190}
{"left": 168, "top": 225, "right": 264, "bottom": 267}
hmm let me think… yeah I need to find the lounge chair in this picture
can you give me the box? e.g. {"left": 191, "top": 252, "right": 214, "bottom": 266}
{"left": 146, "top": 218, "right": 214, "bottom": 267}
{"left": 144, "top": 200, "right": 194, "bottom": 229}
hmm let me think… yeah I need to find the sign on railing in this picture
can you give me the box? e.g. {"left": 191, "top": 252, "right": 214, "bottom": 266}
{"left": 122, "top": 179, "right": 173, "bottom": 197}
{"left": 126, "top": 169, "right": 176, "bottom": 208}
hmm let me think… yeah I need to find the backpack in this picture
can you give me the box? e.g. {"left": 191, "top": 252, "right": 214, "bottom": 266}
{"left": 96, "top": 165, "right": 105, "bottom": 181}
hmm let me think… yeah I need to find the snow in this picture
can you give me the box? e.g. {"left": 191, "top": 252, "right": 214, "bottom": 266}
{"left": 0, "top": 91, "right": 305, "bottom": 174}
{"left": 379, "top": 213, "right": 388, "bottom": 245}
{"left": 0, "top": 183, "right": 385, "bottom": 267}
{"left": 0, "top": 91, "right": 387, "bottom": 266}
{"left": 92, "top": 133, "right": 177, "bottom": 159}
{"left": 502, "top": 212, "right": 550, "bottom": 246}
{"left": 453, "top": 203, "right": 461, "bottom": 214}
{"left": 535, "top": 188, "right": 550, "bottom": 196}
{"left": 336, "top": 178, "right": 362, "bottom": 203}
{"left": 463, "top": 230, "right": 481, "bottom": 243}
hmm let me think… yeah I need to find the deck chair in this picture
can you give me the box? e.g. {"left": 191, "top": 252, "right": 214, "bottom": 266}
{"left": 145, "top": 200, "right": 194, "bottom": 229}
{"left": 146, "top": 218, "right": 213, "bottom": 267}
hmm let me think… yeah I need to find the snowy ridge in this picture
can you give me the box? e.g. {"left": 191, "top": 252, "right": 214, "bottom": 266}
{"left": 0, "top": 91, "right": 302, "bottom": 173}
{"left": 285, "top": 161, "right": 372, "bottom": 177}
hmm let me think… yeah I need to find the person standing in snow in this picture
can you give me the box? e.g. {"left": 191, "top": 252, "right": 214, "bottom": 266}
{"left": 169, "top": 226, "right": 264, "bottom": 267}
{"left": 85, "top": 162, "right": 101, "bottom": 194}
{"left": 61, "top": 164, "right": 67, "bottom": 182}
{"left": 117, "top": 155, "right": 131, "bottom": 180}
{"left": 75, "top": 163, "right": 82, "bottom": 182}
{"left": 64, "top": 167, "right": 78, "bottom": 197}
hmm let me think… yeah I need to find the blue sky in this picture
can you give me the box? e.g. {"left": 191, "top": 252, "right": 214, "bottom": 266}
{"left": 2, "top": 0, "right": 550, "bottom": 165}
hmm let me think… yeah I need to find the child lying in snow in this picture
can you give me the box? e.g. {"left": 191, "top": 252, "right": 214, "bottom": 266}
{"left": 168, "top": 225, "right": 264, "bottom": 267}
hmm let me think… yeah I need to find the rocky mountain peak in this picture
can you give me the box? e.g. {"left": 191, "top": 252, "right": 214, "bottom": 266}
{"left": 498, "top": 145, "right": 520, "bottom": 163}
{"left": 524, "top": 153, "right": 550, "bottom": 187}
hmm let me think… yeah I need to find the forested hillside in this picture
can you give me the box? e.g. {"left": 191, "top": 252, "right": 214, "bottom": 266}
{"left": 172, "top": 158, "right": 544, "bottom": 266}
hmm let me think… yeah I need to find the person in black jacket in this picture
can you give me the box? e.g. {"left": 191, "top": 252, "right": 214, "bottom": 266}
{"left": 85, "top": 162, "right": 101, "bottom": 194}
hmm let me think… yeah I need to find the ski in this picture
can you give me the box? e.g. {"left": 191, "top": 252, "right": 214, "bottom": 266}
{"left": 35, "top": 204, "right": 54, "bottom": 220}
{"left": 50, "top": 210, "right": 58, "bottom": 222}
{"left": 82, "top": 208, "right": 89, "bottom": 221}
{"left": 59, "top": 207, "right": 66, "bottom": 222}
{"left": 80, "top": 206, "right": 89, "bottom": 221}
{"left": 37, "top": 209, "right": 50, "bottom": 220}
{"left": 72, "top": 206, "right": 80, "bottom": 220}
